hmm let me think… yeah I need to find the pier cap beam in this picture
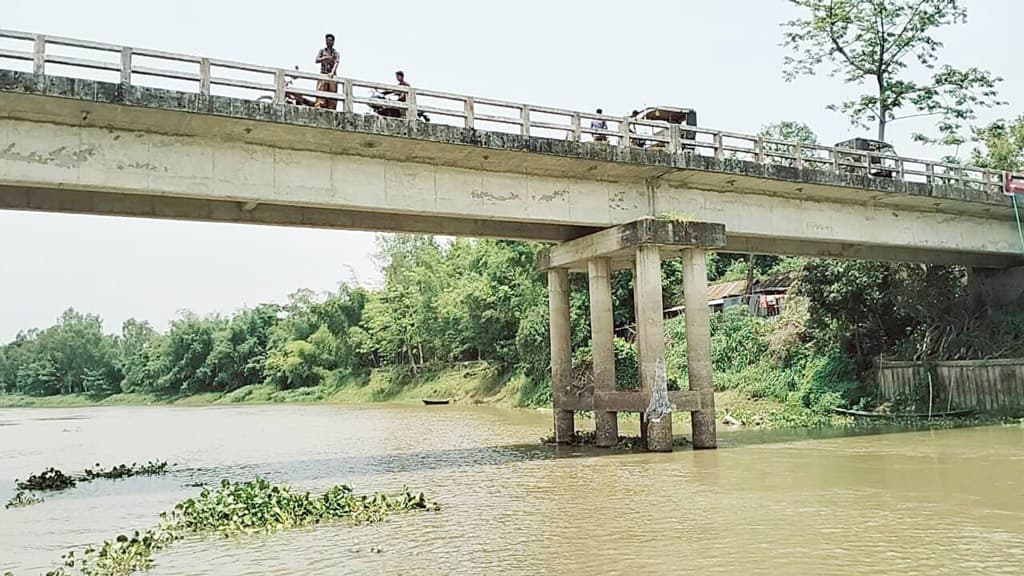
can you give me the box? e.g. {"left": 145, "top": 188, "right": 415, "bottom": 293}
{"left": 537, "top": 217, "right": 727, "bottom": 272}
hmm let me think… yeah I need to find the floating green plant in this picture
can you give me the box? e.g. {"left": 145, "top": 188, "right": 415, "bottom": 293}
{"left": 35, "top": 478, "right": 437, "bottom": 576}
{"left": 15, "top": 468, "right": 76, "bottom": 492}
{"left": 5, "top": 491, "right": 44, "bottom": 509}
{"left": 82, "top": 461, "right": 169, "bottom": 481}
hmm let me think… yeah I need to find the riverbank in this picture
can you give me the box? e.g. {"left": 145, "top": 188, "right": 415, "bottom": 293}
{"left": 0, "top": 363, "right": 534, "bottom": 409}
{"left": 2, "top": 363, "right": 1014, "bottom": 432}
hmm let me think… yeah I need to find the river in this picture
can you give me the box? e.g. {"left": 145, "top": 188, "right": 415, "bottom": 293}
{"left": 1, "top": 404, "right": 1023, "bottom": 575}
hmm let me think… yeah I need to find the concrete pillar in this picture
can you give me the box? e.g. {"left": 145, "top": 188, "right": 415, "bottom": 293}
{"left": 634, "top": 245, "right": 673, "bottom": 452}
{"left": 588, "top": 258, "right": 618, "bottom": 447}
{"left": 548, "top": 268, "right": 575, "bottom": 443}
{"left": 682, "top": 247, "right": 717, "bottom": 449}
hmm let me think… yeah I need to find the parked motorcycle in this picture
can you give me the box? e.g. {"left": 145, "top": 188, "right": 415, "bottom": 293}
{"left": 257, "top": 66, "right": 316, "bottom": 107}
{"left": 368, "top": 89, "right": 430, "bottom": 122}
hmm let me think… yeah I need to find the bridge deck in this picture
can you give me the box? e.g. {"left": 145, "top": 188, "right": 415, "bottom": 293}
{"left": 0, "top": 29, "right": 1022, "bottom": 268}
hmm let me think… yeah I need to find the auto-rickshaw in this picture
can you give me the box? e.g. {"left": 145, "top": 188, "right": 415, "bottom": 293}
{"left": 834, "top": 137, "right": 897, "bottom": 178}
{"left": 629, "top": 106, "right": 698, "bottom": 150}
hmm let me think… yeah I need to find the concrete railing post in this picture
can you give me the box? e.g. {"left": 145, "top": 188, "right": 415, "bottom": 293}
{"left": 32, "top": 35, "right": 45, "bottom": 77}
{"left": 619, "top": 117, "right": 630, "bottom": 149}
{"left": 464, "top": 97, "right": 475, "bottom": 129}
{"left": 548, "top": 268, "right": 574, "bottom": 443}
{"left": 572, "top": 113, "right": 582, "bottom": 143}
{"left": 713, "top": 132, "right": 723, "bottom": 161}
{"left": 199, "top": 58, "right": 212, "bottom": 98}
{"left": 635, "top": 245, "right": 672, "bottom": 452}
{"left": 520, "top": 105, "right": 531, "bottom": 137}
{"left": 273, "top": 69, "right": 286, "bottom": 105}
{"left": 406, "top": 87, "right": 417, "bottom": 123}
{"left": 669, "top": 125, "right": 681, "bottom": 155}
{"left": 342, "top": 79, "right": 354, "bottom": 114}
{"left": 119, "top": 47, "right": 132, "bottom": 86}
{"left": 794, "top": 142, "right": 803, "bottom": 170}
{"left": 588, "top": 257, "right": 618, "bottom": 447}
{"left": 682, "top": 247, "right": 716, "bottom": 449}
{"left": 754, "top": 138, "right": 764, "bottom": 163}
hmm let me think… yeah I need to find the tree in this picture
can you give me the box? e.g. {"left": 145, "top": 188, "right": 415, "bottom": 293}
{"left": 758, "top": 120, "right": 819, "bottom": 166}
{"left": 782, "top": 0, "right": 1003, "bottom": 143}
{"left": 970, "top": 115, "right": 1024, "bottom": 171}
{"left": 759, "top": 121, "right": 819, "bottom": 146}
{"left": 118, "top": 318, "right": 158, "bottom": 394}
{"left": 156, "top": 312, "right": 224, "bottom": 395}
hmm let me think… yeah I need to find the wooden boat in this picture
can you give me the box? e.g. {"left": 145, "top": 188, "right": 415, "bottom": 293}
{"left": 422, "top": 399, "right": 451, "bottom": 406}
{"left": 832, "top": 407, "right": 974, "bottom": 419}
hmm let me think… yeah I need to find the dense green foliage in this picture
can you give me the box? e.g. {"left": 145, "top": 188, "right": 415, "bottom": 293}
{"left": 971, "top": 115, "right": 1024, "bottom": 171}
{"left": 0, "top": 238, "right": 557, "bottom": 405}
{"left": 7, "top": 228, "right": 1022, "bottom": 419}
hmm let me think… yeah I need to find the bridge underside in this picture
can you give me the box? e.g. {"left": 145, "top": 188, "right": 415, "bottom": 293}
{"left": 0, "top": 184, "right": 597, "bottom": 242}
{"left": 1, "top": 183, "right": 1017, "bottom": 268}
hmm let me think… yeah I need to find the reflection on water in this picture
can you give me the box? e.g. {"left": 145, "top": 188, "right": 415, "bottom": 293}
{"left": 1, "top": 404, "right": 1022, "bottom": 575}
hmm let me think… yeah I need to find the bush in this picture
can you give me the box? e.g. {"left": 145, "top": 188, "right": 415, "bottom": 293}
{"left": 710, "top": 307, "right": 771, "bottom": 372}
{"left": 715, "top": 360, "right": 797, "bottom": 401}
{"left": 791, "top": 350, "right": 858, "bottom": 410}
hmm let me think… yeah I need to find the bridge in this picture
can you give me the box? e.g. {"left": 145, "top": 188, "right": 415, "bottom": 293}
{"left": 1, "top": 30, "right": 1022, "bottom": 452}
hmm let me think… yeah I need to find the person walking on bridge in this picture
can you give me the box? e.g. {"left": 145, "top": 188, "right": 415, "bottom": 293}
{"left": 315, "top": 33, "right": 340, "bottom": 110}
{"left": 591, "top": 108, "right": 608, "bottom": 142}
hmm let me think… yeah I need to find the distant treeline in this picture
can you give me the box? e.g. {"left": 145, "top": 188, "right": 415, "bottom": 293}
{"left": 6, "top": 229, "right": 1023, "bottom": 417}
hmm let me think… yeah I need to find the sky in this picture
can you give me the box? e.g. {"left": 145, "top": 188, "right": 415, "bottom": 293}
{"left": 0, "top": 0, "right": 1020, "bottom": 341}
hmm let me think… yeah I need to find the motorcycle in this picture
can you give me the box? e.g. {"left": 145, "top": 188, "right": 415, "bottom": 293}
{"left": 257, "top": 66, "right": 317, "bottom": 107}
{"left": 368, "top": 89, "right": 431, "bottom": 122}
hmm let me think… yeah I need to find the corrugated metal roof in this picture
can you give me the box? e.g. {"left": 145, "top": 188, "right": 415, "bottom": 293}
{"left": 704, "top": 272, "right": 795, "bottom": 302}
{"left": 707, "top": 279, "right": 747, "bottom": 301}
{"left": 662, "top": 272, "right": 796, "bottom": 314}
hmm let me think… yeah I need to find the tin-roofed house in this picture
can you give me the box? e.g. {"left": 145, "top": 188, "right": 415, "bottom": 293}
{"left": 664, "top": 272, "right": 794, "bottom": 319}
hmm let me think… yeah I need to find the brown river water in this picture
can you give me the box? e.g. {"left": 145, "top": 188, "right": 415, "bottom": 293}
{"left": 1, "top": 404, "right": 1023, "bottom": 575}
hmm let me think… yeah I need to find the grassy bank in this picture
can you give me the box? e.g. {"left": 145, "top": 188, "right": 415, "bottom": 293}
{"left": 0, "top": 363, "right": 857, "bottom": 431}
{"left": 2, "top": 372, "right": 1011, "bottom": 433}
{"left": 0, "top": 362, "right": 543, "bottom": 410}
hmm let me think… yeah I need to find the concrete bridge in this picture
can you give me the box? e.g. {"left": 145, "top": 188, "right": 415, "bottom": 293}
{"left": 1, "top": 30, "right": 1022, "bottom": 451}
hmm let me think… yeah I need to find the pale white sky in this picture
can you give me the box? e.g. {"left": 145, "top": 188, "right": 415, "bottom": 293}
{"left": 0, "top": 0, "right": 1020, "bottom": 341}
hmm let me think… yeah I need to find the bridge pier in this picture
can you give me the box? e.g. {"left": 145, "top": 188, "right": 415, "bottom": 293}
{"left": 682, "top": 247, "right": 716, "bottom": 449}
{"left": 547, "top": 267, "right": 576, "bottom": 443}
{"left": 588, "top": 258, "right": 619, "bottom": 447}
{"left": 539, "top": 217, "right": 726, "bottom": 451}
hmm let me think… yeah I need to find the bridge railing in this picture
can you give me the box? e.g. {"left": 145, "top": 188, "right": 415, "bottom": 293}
{"left": 0, "top": 29, "right": 1008, "bottom": 196}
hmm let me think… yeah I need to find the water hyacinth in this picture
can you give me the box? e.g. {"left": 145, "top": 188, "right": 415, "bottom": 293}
{"left": 25, "top": 478, "right": 437, "bottom": 576}
{"left": 82, "top": 461, "right": 169, "bottom": 481}
{"left": 540, "top": 430, "right": 690, "bottom": 450}
{"left": 5, "top": 491, "right": 44, "bottom": 509}
{"left": 12, "top": 461, "right": 172, "bottom": 502}
{"left": 15, "top": 468, "right": 76, "bottom": 491}
{"left": 166, "top": 478, "right": 434, "bottom": 536}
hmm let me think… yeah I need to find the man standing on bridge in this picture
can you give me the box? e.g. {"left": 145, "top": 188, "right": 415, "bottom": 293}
{"left": 315, "top": 33, "right": 340, "bottom": 110}
{"left": 394, "top": 70, "right": 410, "bottom": 102}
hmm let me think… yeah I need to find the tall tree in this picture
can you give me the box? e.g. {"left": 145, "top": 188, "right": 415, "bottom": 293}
{"left": 782, "top": 0, "right": 1003, "bottom": 143}
{"left": 970, "top": 115, "right": 1024, "bottom": 172}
